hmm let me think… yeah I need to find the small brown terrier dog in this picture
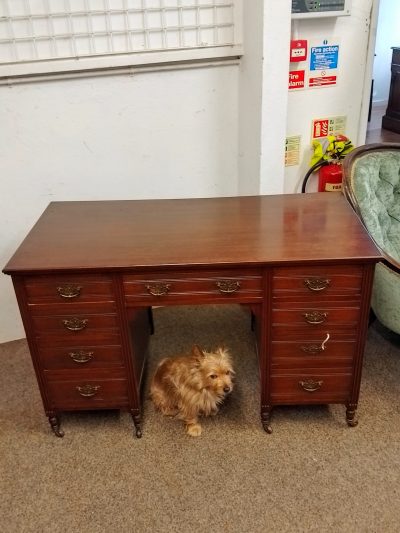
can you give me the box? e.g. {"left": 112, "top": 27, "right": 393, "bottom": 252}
{"left": 150, "top": 345, "right": 234, "bottom": 436}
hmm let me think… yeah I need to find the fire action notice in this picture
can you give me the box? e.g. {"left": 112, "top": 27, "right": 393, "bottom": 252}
{"left": 288, "top": 40, "right": 340, "bottom": 90}
{"left": 309, "top": 44, "right": 339, "bottom": 87}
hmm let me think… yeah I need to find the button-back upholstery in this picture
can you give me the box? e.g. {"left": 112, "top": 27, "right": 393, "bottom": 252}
{"left": 343, "top": 143, "right": 400, "bottom": 334}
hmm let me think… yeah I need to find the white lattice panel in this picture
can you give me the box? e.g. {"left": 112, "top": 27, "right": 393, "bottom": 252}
{"left": 0, "top": 0, "right": 237, "bottom": 64}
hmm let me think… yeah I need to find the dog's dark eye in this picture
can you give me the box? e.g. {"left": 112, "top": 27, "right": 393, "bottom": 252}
{"left": 210, "top": 374, "right": 217, "bottom": 379}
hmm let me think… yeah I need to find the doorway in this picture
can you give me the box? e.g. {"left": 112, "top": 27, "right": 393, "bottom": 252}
{"left": 366, "top": 0, "right": 400, "bottom": 143}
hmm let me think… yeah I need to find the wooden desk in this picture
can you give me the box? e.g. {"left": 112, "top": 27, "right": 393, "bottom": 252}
{"left": 3, "top": 193, "right": 381, "bottom": 437}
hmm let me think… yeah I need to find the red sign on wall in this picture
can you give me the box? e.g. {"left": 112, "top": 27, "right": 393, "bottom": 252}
{"left": 290, "top": 40, "right": 308, "bottom": 62}
{"left": 309, "top": 75, "right": 337, "bottom": 87}
{"left": 312, "top": 119, "right": 329, "bottom": 139}
{"left": 289, "top": 70, "right": 305, "bottom": 90}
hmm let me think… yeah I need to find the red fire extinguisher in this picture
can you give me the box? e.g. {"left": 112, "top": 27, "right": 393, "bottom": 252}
{"left": 302, "top": 135, "right": 353, "bottom": 193}
{"left": 318, "top": 162, "right": 343, "bottom": 192}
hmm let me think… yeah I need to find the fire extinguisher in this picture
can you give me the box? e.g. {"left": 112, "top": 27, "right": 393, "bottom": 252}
{"left": 301, "top": 135, "right": 353, "bottom": 193}
{"left": 317, "top": 161, "right": 343, "bottom": 192}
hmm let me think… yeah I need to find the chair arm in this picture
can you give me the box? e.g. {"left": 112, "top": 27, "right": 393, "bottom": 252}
{"left": 342, "top": 142, "right": 400, "bottom": 276}
{"left": 381, "top": 255, "right": 400, "bottom": 276}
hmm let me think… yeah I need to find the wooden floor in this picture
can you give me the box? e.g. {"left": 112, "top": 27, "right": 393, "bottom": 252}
{"left": 366, "top": 104, "right": 400, "bottom": 143}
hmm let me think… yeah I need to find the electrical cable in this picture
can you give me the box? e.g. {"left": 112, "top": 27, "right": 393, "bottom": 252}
{"left": 301, "top": 159, "right": 329, "bottom": 193}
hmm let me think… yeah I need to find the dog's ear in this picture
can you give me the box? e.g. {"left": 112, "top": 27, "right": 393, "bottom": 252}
{"left": 216, "top": 346, "right": 229, "bottom": 357}
{"left": 191, "top": 345, "right": 205, "bottom": 360}
{"left": 216, "top": 346, "right": 234, "bottom": 369}
{"left": 192, "top": 345, "right": 207, "bottom": 366}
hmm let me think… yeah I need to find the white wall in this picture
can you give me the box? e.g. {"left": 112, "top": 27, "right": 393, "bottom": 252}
{"left": 372, "top": 0, "right": 400, "bottom": 104}
{"left": 260, "top": 0, "right": 291, "bottom": 195}
{"left": 238, "top": 0, "right": 291, "bottom": 196}
{"left": 0, "top": 65, "right": 239, "bottom": 342}
{"left": 284, "top": 0, "right": 376, "bottom": 193}
{"left": 238, "top": 0, "right": 263, "bottom": 196}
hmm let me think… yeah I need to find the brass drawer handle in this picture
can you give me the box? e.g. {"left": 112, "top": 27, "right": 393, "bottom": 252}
{"left": 62, "top": 317, "right": 88, "bottom": 331}
{"left": 299, "top": 379, "right": 323, "bottom": 392}
{"left": 216, "top": 280, "right": 241, "bottom": 294}
{"left": 303, "top": 311, "right": 328, "bottom": 325}
{"left": 57, "top": 285, "right": 82, "bottom": 298}
{"left": 301, "top": 333, "right": 330, "bottom": 354}
{"left": 69, "top": 350, "right": 94, "bottom": 363}
{"left": 304, "top": 278, "right": 331, "bottom": 291}
{"left": 301, "top": 344, "right": 323, "bottom": 354}
{"left": 76, "top": 384, "right": 100, "bottom": 397}
{"left": 146, "top": 283, "right": 171, "bottom": 296}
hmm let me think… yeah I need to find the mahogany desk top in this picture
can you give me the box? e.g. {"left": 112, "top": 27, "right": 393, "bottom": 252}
{"left": 4, "top": 193, "right": 381, "bottom": 274}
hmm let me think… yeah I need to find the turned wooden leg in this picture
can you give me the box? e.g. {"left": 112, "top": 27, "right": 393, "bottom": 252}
{"left": 346, "top": 404, "right": 359, "bottom": 427}
{"left": 368, "top": 308, "right": 376, "bottom": 327}
{"left": 261, "top": 407, "right": 273, "bottom": 434}
{"left": 131, "top": 413, "right": 143, "bottom": 438}
{"left": 48, "top": 415, "right": 64, "bottom": 438}
{"left": 251, "top": 311, "right": 256, "bottom": 332}
{"left": 147, "top": 307, "right": 155, "bottom": 335}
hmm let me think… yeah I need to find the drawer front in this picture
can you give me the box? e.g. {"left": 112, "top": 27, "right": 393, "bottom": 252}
{"left": 271, "top": 334, "right": 356, "bottom": 370}
{"left": 32, "top": 313, "right": 119, "bottom": 333}
{"left": 270, "top": 372, "right": 353, "bottom": 402}
{"left": 123, "top": 269, "right": 263, "bottom": 304}
{"left": 272, "top": 265, "right": 363, "bottom": 302}
{"left": 24, "top": 275, "right": 115, "bottom": 303}
{"left": 38, "top": 345, "right": 124, "bottom": 369}
{"left": 45, "top": 369, "right": 128, "bottom": 409}
{"left": 272, "top": 307, "right": 360, "bottom": 339}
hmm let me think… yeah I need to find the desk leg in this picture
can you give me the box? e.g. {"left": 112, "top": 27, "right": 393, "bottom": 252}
{"left": 147, "top": 307, "right": 155, "bottom": 335}
{"left": 48, "top": 413, "right": 64, "bottom": 438}
{"left": 346, "top": 403, "right": 359, "bottom": 427}
{"left": 261, "top": 407, "right": 273, "bottom": 434}
{"left": 124, "top": 307, "right": 151, "bottom": 438}
{"left": 131, "top": 412, "right": 143, "bottom": 438}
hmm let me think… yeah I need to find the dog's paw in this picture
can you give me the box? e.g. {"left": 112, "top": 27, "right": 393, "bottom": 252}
{"left": 186, "top": 423, "right": 202, "bottom": 437}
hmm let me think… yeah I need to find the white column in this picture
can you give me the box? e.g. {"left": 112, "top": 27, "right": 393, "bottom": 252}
{"left": 238, "top": 0, "right": 292, "bottom": 195}
{"left": 260, "top": 0, "right": 292, "bottom": 194}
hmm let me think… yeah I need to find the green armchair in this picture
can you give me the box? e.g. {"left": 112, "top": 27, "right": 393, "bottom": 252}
{"left": 343, "top": 143, "right": 400, "bottom": 334}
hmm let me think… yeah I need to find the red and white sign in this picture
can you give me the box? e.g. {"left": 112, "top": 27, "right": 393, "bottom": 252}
{"left": 311, "top": 116, "right": 347, "bottom": 142}
{"left": 289, "top": 70, "right": 305, "bottom": 90}
{"left": 309, "top": 75, "right": 337, "bottom": 87}
{"left": 312, "top": 119, "right": 329, "bottom": 139}
{"left": 290, "top": 40, "right": 308, "bottom": 62}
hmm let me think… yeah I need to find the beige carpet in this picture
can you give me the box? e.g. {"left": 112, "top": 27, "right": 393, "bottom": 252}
{"left": 1, "top": 305, "right": 400, "bottom": 533}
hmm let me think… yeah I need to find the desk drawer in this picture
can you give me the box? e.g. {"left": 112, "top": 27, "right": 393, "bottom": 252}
{"left": 38, "top": 345, "right": 124, "bottom": 369}
{"left": 271, "top": 334, "right": 356, "bottom": 370}
{"left": 123, "top": 269, "right": 263, "bottom": 304}
{"left": 32, "top": 313, "right": 119, "bottom": 333}
{"left": 272, "top": 266, "right": 363, "bottom": 302}
{"left": 272, "top": 307, "right": 360, "bottom": 339}
{"left": 270, "top": 371, "right": 353, "bottom": 402}
{"left": 24, "top": 274, "right": 116, "bottom": 303}
{"left": 45, "top": 369, "right": 128, "bottom": 409}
